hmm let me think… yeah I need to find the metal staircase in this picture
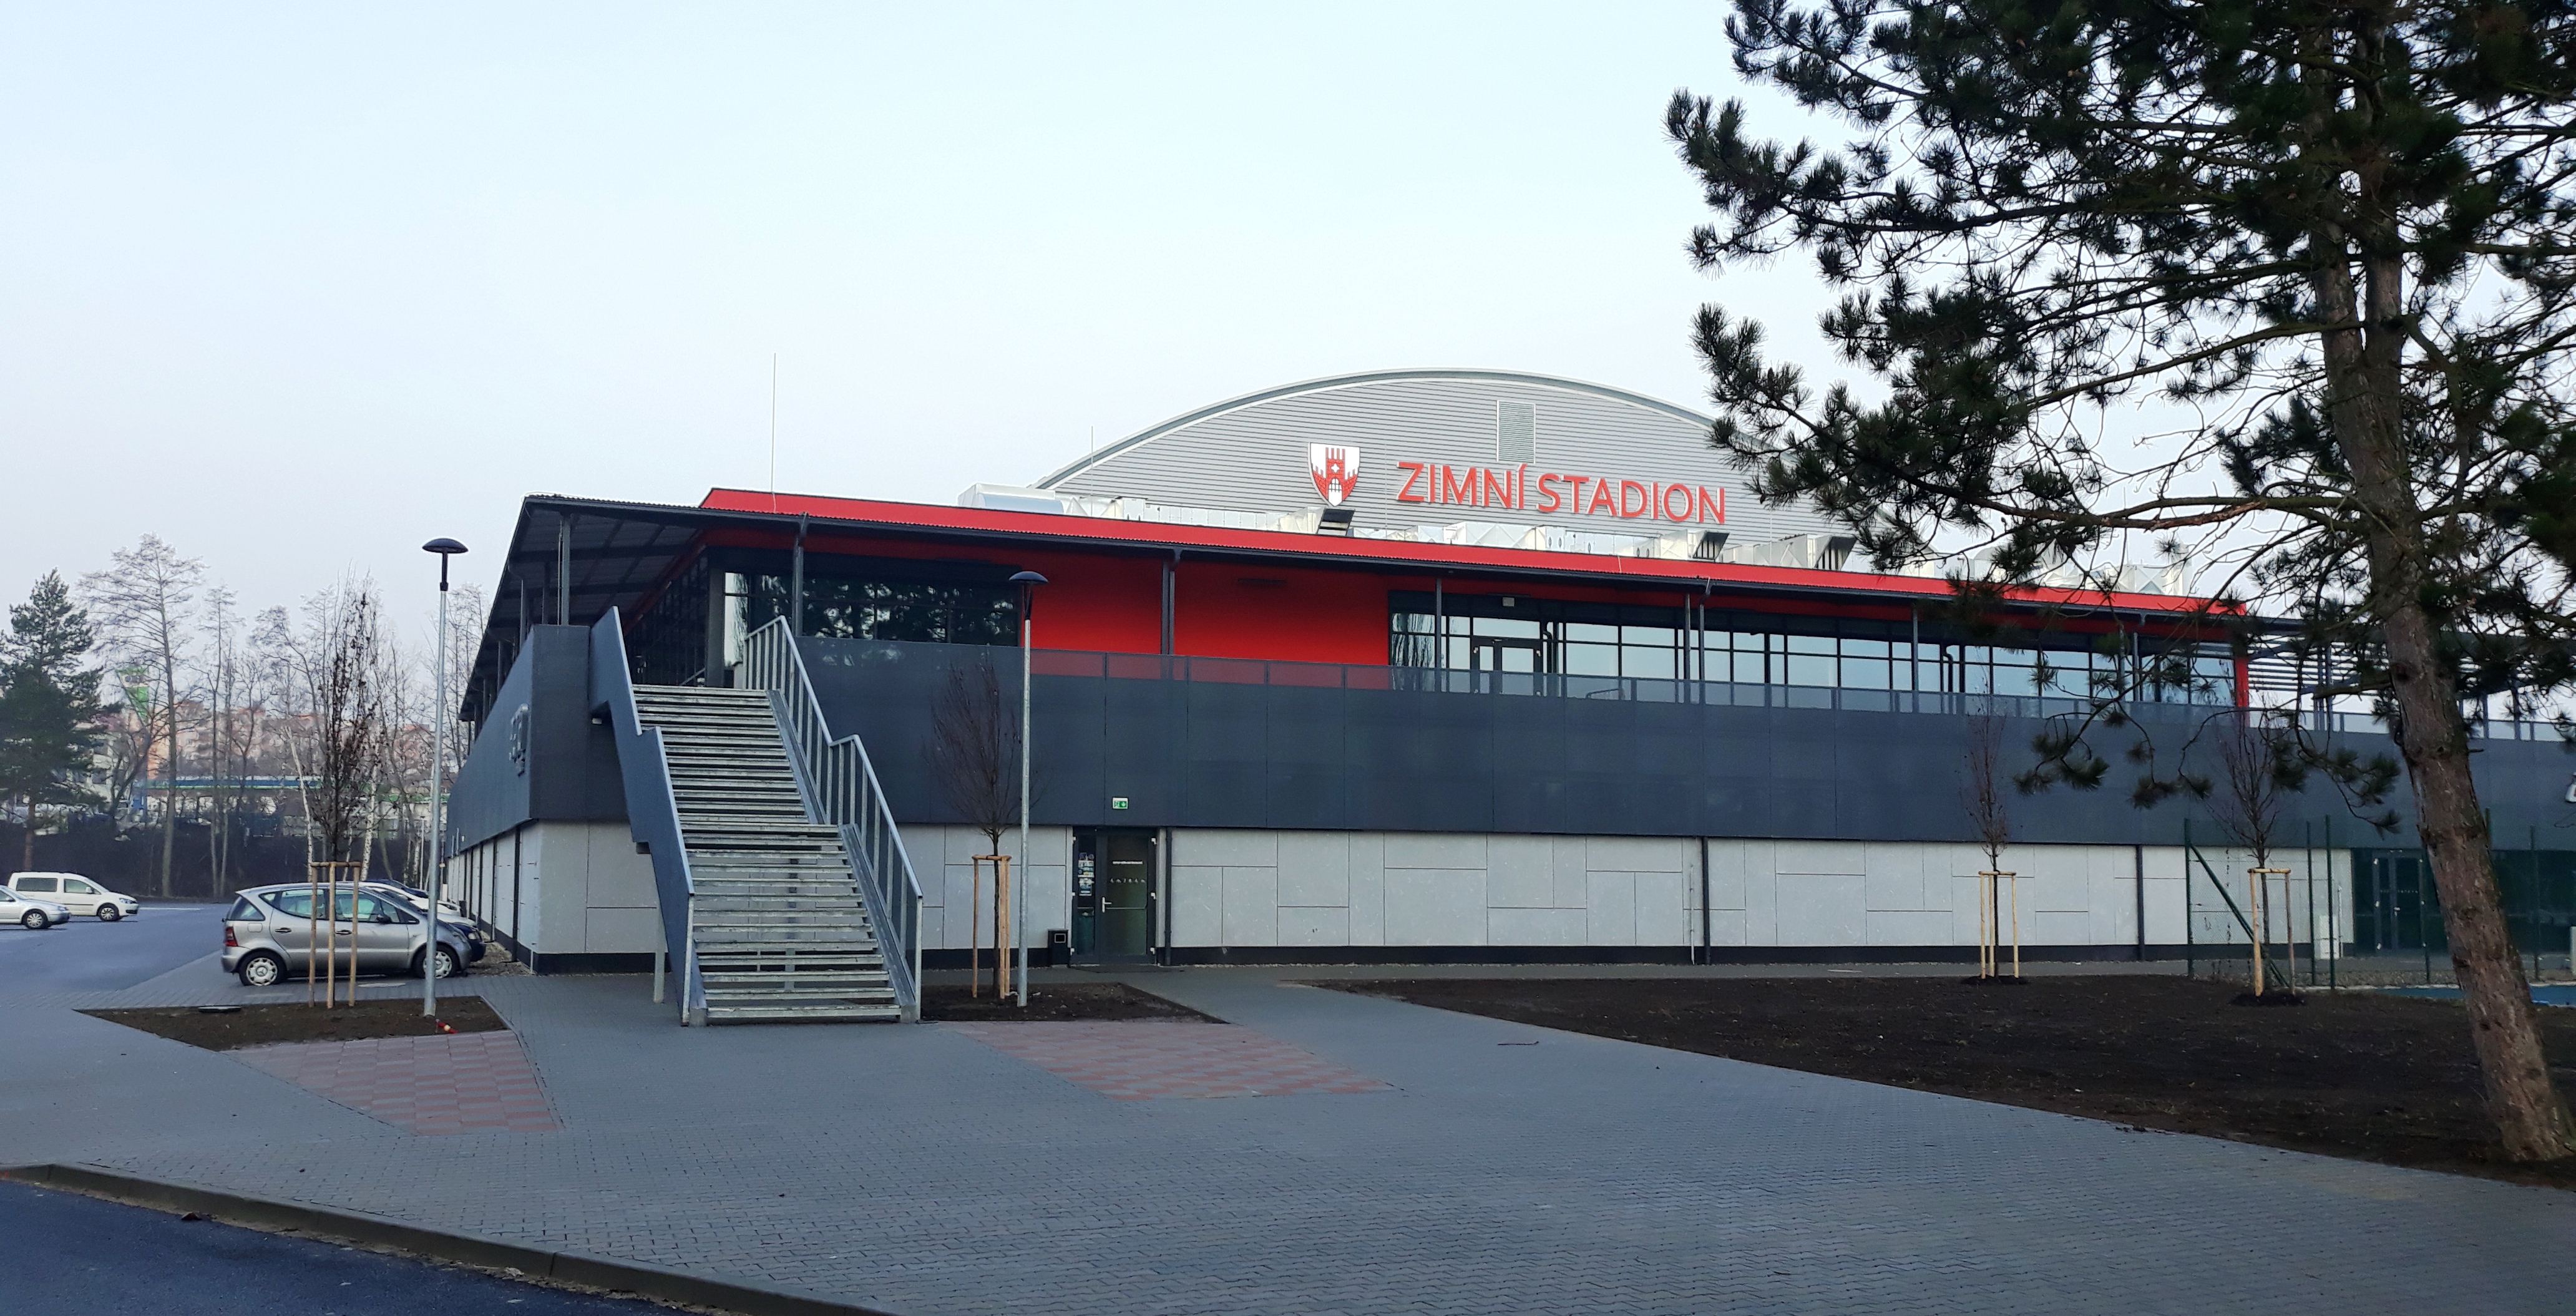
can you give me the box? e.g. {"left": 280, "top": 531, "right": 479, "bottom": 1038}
{"left": 632, "top": 686, "right": 901, "bottom": 1023}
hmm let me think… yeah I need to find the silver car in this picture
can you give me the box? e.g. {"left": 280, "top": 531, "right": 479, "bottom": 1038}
{"left": 362, "top": 882, "right": 487, "bottom": 963}
{"left": 0, "top": 885, "right": 69, "bottom": 930}
{"left": 221, "top": 884, "right": 474, "bottom": 988}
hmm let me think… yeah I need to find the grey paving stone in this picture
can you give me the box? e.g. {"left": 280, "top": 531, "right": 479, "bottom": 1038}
{"left": 2, "top": 966, "right": 2572, "bottom": 1314}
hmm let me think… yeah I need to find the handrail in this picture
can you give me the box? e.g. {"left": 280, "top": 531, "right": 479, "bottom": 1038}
{"left": 802, "top": 636, "right": 2572, "bottom": 742}
{"left": 737, "top": 618, "right": 924, "bottom": 1021}
{"left": 590, "top": 610, "right": 705, "bottom": 1025}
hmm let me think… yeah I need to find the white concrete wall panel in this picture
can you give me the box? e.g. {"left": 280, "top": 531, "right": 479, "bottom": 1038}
{"left": 1276, "top": 832, "right": 1349, "bottom": 909}
{"left": 1863, "top": 844, "right": 1930, "bottom": 913}
{"left": 1488, "top": 907, "right": 1586, "bottom": 945}
{"left": 580, "top": 822, "right": 660, "bottom": 954}
{"left": 1777, "top": 874, "right": 1868, "bottom": 945}
{"left": 899, "top": 823, "right": 1071, "bottom": 950}
{"left": 1741, "top": 841, "right": 1780, "bottom": 946}
{"left": 1223, "top": 867, "right": 1280, "bottom": 947}
{"left": 1549, "top": 837, "right": 1588, "bottom": 909}
{"left": 1776, "top": 841, "right": 1868, "bottom": 876}
{"left": 1584, "top": 870, "right": 1636, "bottom": 945}
{"left": 1346, "top": 834, "right": 1387, "bottom": 947}
{"left": 586, "top": 905, "right": 662, "bottom": 955}
{"left": 1634, "top": 869, "right": 1689, "bottom": 945}
{"left": 1383, "top": 832, "right": 1485, "bottom": 871}
{"left": 1171, "top": 862, "right": 1224, "bottom": 947}
{"left": 999, "top": 827, "right": 2256, "bottom": 955}
{"left": 1485, "top": 838, "right": 1554, "bottom": 909}
{"left": 1382, "top": 868, "right": 1486, "bottom": 945}
{"left": 1279, "top": 905, "right": 1349, "bottom": 947}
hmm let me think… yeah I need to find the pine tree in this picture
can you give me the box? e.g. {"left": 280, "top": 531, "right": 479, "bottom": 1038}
{"left": 0, "top": 572, "right": 107, "bottom": 872}
{"left": 1671, "top": 1, "right": 2576, "bottom": 1158}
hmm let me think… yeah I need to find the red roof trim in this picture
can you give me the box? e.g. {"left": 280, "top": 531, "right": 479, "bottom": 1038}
{"left": 698, "top": 487, "right": 2217, "bottom": 615}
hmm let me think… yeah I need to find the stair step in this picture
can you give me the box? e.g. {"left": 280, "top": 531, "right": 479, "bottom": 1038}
{"left": 695, "top": 932, "right": 882, "bottom": 948}
{"left": 635, "top": 683, "right": 909, "bottom": 1026}
{"left": 702, "top": 1005, "right": 904, "bottom": 1024}
{"left": 699, "top": 917, "right": 875, "bottom": 932}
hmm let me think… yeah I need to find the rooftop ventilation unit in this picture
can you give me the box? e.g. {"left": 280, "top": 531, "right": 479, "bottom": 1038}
{"left": 1497, "top": 400, "right": 1536, "bottom": 463}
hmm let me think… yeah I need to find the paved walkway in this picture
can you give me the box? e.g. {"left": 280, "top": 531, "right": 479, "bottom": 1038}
{"left": 232, "top": 1031, "right": 560, "bottom": 1134}
{"left": 947, "top": 1019, "right": 1392, "bottom": 1099}
{"left": 4, "top": 955, "right": 2574, "bottom": 1314}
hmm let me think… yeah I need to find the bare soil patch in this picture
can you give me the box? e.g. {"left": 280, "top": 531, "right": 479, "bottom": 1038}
{"left": 923, "top": 982, "right": 1211, "bottom": 1023}
{"left": 1329, "top": 975, "right": 2576, "bottom": 1189}
{"left": 85, "top": 997, "right": 509, "bottom": 1051}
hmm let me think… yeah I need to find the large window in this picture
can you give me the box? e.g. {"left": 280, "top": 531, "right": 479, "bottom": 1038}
{"left": 1390, "top": 592, "right": 2235, "bottom": 705}
{"left": 628, "top": 550, "right": 1021, "bottom": 688}
{"left": 725, "top": 572, "right": 1016, "bottom": 648}
{"left": 630, "top": 557, "right": 711, "bottom": 686}
{"left": 717, "top": 553, "right": 1019, "bottom": 673}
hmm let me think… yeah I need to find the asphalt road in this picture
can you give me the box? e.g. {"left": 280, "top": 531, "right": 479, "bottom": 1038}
{"left": 0, "top": 900, "right": 225, "bottom": 995}
{"left": 0, "top": 1179, "right": 674, "bottom": 1315}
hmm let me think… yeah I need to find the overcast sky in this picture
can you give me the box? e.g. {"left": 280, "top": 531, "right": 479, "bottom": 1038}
{"left": 2, "top": 2, "right": 1848, "bottom": 640}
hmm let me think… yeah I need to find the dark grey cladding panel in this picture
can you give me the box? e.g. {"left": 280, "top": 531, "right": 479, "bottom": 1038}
{"left": 446, "top": 625, "right": 625, "bottom": 850}
{"left": 794, "top": 635, "right": 2576, "bottom": 848}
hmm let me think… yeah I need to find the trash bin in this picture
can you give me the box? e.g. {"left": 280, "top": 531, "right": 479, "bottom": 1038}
{"left": 1047, "top": 928, "right": 1070, "bottom": 968}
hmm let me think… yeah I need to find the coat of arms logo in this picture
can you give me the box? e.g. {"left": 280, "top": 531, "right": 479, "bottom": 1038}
{"left": 1309, "top": 444, "right": 1360, "bottom": 506}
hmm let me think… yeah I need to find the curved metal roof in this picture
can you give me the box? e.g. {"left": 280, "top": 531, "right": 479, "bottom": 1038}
{"left": 1035, "top": 367, "right": 1714, "bottom": 490}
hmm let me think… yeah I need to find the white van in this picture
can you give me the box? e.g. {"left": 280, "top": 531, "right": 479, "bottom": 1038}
{"left": 7, "top": 873, "right": 139, "bottom": 921}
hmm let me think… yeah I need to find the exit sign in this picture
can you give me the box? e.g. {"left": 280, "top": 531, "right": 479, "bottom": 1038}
{"left": 1110, "top": 796, "right": 1130, "bottom": 810}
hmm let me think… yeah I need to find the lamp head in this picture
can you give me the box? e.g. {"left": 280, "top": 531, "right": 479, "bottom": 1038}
{"left": 422, "top": 539, "right": 468, "bottom": 590}
{"left": 1008, "top": 571, "right": 1048, "bottom": 586}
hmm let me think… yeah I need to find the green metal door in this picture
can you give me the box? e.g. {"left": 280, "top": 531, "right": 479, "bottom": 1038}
{"left": 1100, "top": 832, "right": 1156, "bottom": 958}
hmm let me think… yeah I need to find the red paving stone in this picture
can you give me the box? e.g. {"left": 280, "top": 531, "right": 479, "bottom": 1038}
{"left": 947, "top": 1020, "right": 1392, "bottom": 1099}
{"left": 232, "top": 1030, "right": 560, "bottom": 1134}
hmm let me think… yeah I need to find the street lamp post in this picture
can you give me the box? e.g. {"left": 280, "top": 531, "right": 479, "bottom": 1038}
{"left": 1008, "top": 571, "right": 1047, "bottom": 1008}
{"left": 422, "top": 537, "right": 468, "bottom": 1016}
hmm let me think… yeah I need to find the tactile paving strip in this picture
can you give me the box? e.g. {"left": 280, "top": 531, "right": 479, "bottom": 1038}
{"left": 231, "top": 1030, "right": 560, "bottom": 1134}
{"left": 946, "top": 1020, "right": 1393, "bottom": 1099}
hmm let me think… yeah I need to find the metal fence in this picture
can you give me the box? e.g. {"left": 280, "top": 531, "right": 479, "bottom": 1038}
{"left": 1023, "top": 647, "right": 2565, "bottom": 740}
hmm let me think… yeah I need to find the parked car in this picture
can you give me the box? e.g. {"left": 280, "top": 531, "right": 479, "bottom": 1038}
{"left": 220, "top": 884, "right": 476, "bottom": 988}
{"left": 7, "top": 872, "right": 139, "bottom": 921}
{"left": 362, "top": 882, "right": 487, "bottom": 963}
{"left": 0, "top": 885, "right": 70, "bottom": 930}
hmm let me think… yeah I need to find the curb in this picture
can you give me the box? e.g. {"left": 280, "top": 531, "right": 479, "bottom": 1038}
{"left": 1, "top": 1164, "right": 900, "bottom": 1316}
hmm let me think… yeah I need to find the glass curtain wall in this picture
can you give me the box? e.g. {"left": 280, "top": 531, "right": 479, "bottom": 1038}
{"left": 720, "top": 563, "right": 1017, "bottom": 670}
{"left": 1389, "top": 591, "right": 2235, "bottom": 705}
{"left": 629, "top": 549, "right": 1020, "bottom": 685}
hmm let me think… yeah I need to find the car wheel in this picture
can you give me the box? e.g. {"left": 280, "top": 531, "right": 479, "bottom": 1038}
{"left": 97, "top": 904, "right": 121, "bottom": 922}
{"left": 415, "top": 945, "right": 461, "bottom": 980}
{"left": 20, "top": 909, "right": 46, "bottom": 930}
{"left": 238, "top": 952, "right": 285, "bottom": 988}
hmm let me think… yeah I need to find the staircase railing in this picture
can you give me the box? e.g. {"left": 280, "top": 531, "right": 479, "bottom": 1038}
{"left": 738, "top": 618, "right": 924, "bottom": 1021}
{"left": 590, "top": 609, "right": 706, "bottom": 1025}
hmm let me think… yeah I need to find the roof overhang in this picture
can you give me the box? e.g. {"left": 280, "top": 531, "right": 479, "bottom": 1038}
{"left": 457, "top": 485, "right": 2230, "bottom": 724}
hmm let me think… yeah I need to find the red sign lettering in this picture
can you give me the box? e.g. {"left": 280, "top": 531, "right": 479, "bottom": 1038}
{"left": 1342, "top": 454, "right": 1729, "bottom": 527}
{"left": 1395, "top": 461, "right": 1427, "bottom": 503}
